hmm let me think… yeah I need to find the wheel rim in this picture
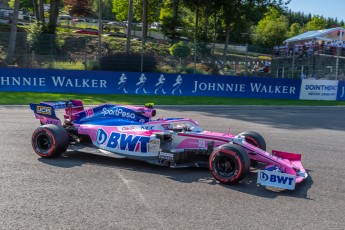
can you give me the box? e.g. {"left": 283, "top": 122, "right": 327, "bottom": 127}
{"left": 215, "top": 155, "right": 236, "bottom": 176}
{"left": 36, "top": 133, "right": 51, "bottom": 152}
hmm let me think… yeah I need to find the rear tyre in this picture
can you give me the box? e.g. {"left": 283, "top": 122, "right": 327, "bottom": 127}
{"left": 209, "top": 144, "right": 250, "bottom": 185}
{"left": 31, "top": 124, "right": 69, "bottom": 158}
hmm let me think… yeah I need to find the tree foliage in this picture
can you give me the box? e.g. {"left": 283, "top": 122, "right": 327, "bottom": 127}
{"left": 9, "top": 0, "right": 345, "bottom": 50}
{"left": 112, "top": 0, "right": 129, "bottom": 21}
{"left": 304, "top": 16, "right": 328, "bottom": 31}
{"left": 133, "top": 0, "right": 161, "bottom": 23}
{"left": 8, "top": 0, "right": 33, "bottom": 10}
{"left": 64, "top": 0, "right": 93, "bottom": 16}
{"left": 169, "top": 41, "right": 191, "bottom": 58}
{"left": 91, "top": 0, "right": 116, "bottom": 20}
{"left": 159, "top": 0, "right": 183, "bottom": 40}
{"left": 286, "top": 22, "right": 301, "bottom": 38}
{"left": 253, "top": 6, "right": 289, "bottom": 46}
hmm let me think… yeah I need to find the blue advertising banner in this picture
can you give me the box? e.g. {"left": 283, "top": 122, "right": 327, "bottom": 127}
{"left": 337, "top": 81, "right": 345, "bottom": 101}
{"left": 0, "top": 68, "right": 301, "bottom": 99}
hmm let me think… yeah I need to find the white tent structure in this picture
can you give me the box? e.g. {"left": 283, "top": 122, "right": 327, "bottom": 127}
{"left": 284, "top": 27, "right": 345, "bottom": 79}
{"left": 284, "top": 27, "right": 345, "bottom": 44}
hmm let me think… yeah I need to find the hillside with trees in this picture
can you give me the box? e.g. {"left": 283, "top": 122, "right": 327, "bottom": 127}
{"left": 7, "top": 0, "right": 345, "bottom": 45}
{"left": 3, "top": 0, "right": 345, "bottom": 74}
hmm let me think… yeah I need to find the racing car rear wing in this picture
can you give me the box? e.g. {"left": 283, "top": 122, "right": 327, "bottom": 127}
{"left": 30, "top": 100, "right": 84, "bottom": 124}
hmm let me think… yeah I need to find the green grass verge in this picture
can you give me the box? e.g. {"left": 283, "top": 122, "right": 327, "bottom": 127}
{"left": 1, "top": 92, "right": 345, "bottom": 106}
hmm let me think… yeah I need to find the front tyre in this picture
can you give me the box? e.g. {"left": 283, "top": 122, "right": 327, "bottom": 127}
{"left": 31, "top": 124, "right": 69, "bottom": 158}
{"left": 239, "top": 131, "right": 266, "bottom": 151}
{"left": 239, "top": 131, "right": 266, "bottom": 168}
{"left": 209, "top": 144, "right": 250, "bottom": 185}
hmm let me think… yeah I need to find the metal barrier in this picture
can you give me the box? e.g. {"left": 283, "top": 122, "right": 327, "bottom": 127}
{"left": 0, "top": 31, "right": 271, "bottom": 77}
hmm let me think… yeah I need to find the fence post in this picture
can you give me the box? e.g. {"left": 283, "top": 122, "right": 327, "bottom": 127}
{"left": 23, "top": 33, "right": 28, "bottom": 68}
{"left": 193, "top": 41, "right": 197, "bottom": 74}
{"left": 141, "top": 38, "right": 144, "bottom": 72}
{"left": 84, "top": 37, "right": 88, "bottom": 70}
{"left": 336, "top": 46, "right": 340, "bottom": 80}
{"left": 97, "top": 0, "right": 103, "bottom": 60}
{"left": 291, "top": 49, "right": 295, "bottom": 79}
{"left": 244, "top": 43, "right": 248, "bottom": 76}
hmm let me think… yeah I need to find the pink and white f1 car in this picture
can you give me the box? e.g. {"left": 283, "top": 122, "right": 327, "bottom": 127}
{"left": 30, "top": 100, "right": 308, "bottom": 190}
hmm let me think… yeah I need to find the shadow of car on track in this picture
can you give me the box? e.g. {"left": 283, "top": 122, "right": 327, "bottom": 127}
{"left": 222, "top": 169, "right": 314, "bottom": 199}
{"left": 38, "top": 151, "right": 313, "bottom": 199}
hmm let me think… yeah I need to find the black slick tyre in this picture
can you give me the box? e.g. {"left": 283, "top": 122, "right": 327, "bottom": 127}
{"left": 209, "top": 144, "right": 250, "bottom": 185}
{"left": 239, "top": 131, "right": 266, "bottom": 167}
{"left": 31, "top": 124, "right": 69, "bottom": 158}
{"left": 239, "top": 131, "right": 266, "bottom": 151}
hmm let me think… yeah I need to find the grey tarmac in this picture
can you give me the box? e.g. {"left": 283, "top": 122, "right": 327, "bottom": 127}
{"left": 0, "top": 105, "right": 344, "bottom": 230}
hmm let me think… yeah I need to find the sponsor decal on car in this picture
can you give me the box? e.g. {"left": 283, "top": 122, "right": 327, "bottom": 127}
{"left": 198, "top": 140, "right": 206, "bottom": 148}
{"left": 162, "top": 124, "right": 173, "bottom": 130}
{"left": 85, "top": 109, "right": 94, "bottom": 118}
{"left": 148, "top": 138, "right": 160, "bottom": 153}
{"left": 257, "top": 170, "right": 296, "bottom": 190}
{"left": 121, "top": 126, "right": 136, "bottom": 131}
{"left": 141, "top": 126, "right": 155, "bottom": 130}
{"left": 45, "top": 119, "right": 61, "bottom": 125}
{"left": 36, "top": 106, "right": 52, "bottom": 115}
{"left": 158, "top": 152, "right": 174, "bottom": 161}
{"left": 101, "top": 108, "right": 136, "bottom": 119}
{"left": 96, "top": 129, "right": 150, "bottom": 152}
{"left": 53, "top": 101, "right": 68, "bottom": 108}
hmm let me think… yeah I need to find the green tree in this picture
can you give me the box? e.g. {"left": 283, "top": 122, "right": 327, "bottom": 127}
{"left": 132, "top": 0, "right": 162, "bottom": 41}
{"left": 46, "top": 0, "right": 61, "bottom": 34}
{"left": 38, "top": 0, "right": 45, "bottom": 24}
{"left": 8, "top": 0, "right": 32, "bottom": 11}
{"left": 219, "top": 0, "right": 244, "bottom": 61}
{"left": 64, "top": 0, "right": 93, "bottom": 16}
{"left": 169, "top": 41, "right": 191, "bottom": 62}
{"left": 159, "top": 0, "right": 183, "bottom": 40}
{"left": 9, "top": 0, "right": 47, "bottom": 24}
{"left": 217, "top": 0, "right": 290, "bottom": 61}
{"left": 92, "top": 0, "right": 116, "bottom": 20}
{"left": 253, "top": 6, "right": 289, "bottom": 46}
{"left": 303, "top": 16, "right": 328, "bottom": 32}
{"left": 7, "top": 0, "right": 20, "bottom": 65}
{"left": 182, "top": 0, "right": 209, "bottom": 40}
{"left": 133, "top": 0, "right": 161, "bottom": 23}
{"left": 112, "top": 0, "right": 129, "bottom": 21}
{"left": 286, "top": 22, "right": 301, "bottom": 38}
{"left": 125, "top": 0, "right": 134, "bottom": 54}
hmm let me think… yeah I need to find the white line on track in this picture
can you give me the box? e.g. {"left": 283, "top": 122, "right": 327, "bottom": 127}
{"left": 116, "top": 171, "right": 165, "bottom": 228}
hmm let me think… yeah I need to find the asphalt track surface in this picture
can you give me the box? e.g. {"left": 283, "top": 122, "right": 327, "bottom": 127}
{"left": 1, "top": 105, "right": 345, "bottom": 230}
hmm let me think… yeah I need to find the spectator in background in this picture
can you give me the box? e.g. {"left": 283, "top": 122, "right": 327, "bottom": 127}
{"left": 341, "top": 41, "right": 345, "bottom": 56}
{"left": 330, "top": 41, "right": 337, "bottom": 55}
{"left": 292, "top": 44, "right": 297, "bottom": 56}
{"left": 337, "top": 41, "right": 342, "bottom": 56}
{"left": 320, "top": 40, "right": 325, "bottom": 54}
{"left": 264, "top": 60, "right": 270, "bottom": 73}
{"left": 325, "top": 41, "right": 331, "bottom": 54}
{"left": 274, "top": 46, "right": 280, "bottom": 57}
{"left": 307, "top": 45, "right": 314, "bottom": 57}
{"left": 289, "top": 44, "right": 293, "bottom": 56}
